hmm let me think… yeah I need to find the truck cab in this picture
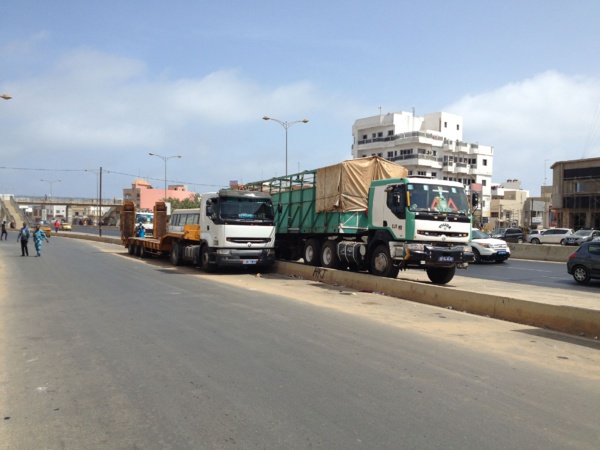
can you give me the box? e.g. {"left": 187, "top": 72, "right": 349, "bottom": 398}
{"left": 197, "top": 189, "right": 276, "bottom": 270}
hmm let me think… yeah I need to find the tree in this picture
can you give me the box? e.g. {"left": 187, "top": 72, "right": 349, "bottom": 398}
{"left": 165, "top": 194, "right": 201, "bottom": 210}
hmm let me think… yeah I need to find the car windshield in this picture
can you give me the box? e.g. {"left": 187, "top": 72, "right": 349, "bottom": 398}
{"left": 472, "top": 230, "right": 490, "bottom": 239}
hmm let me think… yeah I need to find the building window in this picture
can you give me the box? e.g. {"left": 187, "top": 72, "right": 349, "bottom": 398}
{"left": 372, "top": 133, "right": 376, "bottom": 138}
{"left": 457, "top": 124, "right": 460, "bottom": 131}
{"left": 387, "top": 151, "right": 394, "bottom": 158}
{"left": 418, "top": 171, "right": 426, "bottom": 176}
{"left": 431, "top": 172, "right": 437, "bottom": 177}
{"left": 408, "top": 170, "right": 413, "bottom": 176}
{"left": 362, "top": 135, "right": 367, "bottom": 140}
{"left": 482, "top": 180, "right": 487, "bottom": 186}
{"left": 377, "top": 132, "right": 383, "bottom": 138}
{"left": 388, "top": 130, "right": 394, "bottom": 136}
{"left": 444, "top": 122, "right": 447, "bottom": 128}
{"left": 483, "top": 159, "right": 488, "bottom": 166}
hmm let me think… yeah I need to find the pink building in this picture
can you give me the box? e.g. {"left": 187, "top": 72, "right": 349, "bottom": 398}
{"left": 123, "top": 179, "right": 195, "bottom": 210}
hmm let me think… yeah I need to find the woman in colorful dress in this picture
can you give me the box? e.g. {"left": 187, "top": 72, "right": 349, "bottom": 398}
{"left": 33, "top": 225, "right": 50, "bottom": 257}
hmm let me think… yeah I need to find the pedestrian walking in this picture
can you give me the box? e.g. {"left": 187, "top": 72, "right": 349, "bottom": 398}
{"left": 16, "top": 222, "right": 30, "bottom": 256}
{"left": 54, "top": 220, "right": 60, "bottom": 233}
{"left": 1, "top": 221, "right": 7, "bottom": 240}
{"left": 32, "top": 225, "right": 50, "bottom": 257}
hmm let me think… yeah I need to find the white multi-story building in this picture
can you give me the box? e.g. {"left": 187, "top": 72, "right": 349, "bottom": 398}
{"left": 351, "top": 111, "right": 494, "bottom": 222}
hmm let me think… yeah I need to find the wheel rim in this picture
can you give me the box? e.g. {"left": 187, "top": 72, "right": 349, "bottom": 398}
{"left": 574, "top": 267, "right": 588, "bottom": 282}
{"left": 322, "top": 246, "right": 332, "bottom": 266}
{"left": 305, "top": 246, "right": 314, "bottom": 263}
{"left": 374, "top": 252, "right": 389, "bottom": 273}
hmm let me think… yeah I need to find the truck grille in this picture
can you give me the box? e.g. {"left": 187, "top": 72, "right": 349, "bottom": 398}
{"left": 226, "top": 238, "right": 272, "bottom": 244}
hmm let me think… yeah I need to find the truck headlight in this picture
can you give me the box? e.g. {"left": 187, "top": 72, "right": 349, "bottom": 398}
{"left": 405, "top": 243, "right": 425, "bottom": 251}
{"left": 217, "top": 249, "right": 231, "bottom": 255}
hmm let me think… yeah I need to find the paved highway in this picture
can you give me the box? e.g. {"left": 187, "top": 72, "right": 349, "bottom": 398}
{"left": 1, "top": 237, "right": 599, "bottom": 448}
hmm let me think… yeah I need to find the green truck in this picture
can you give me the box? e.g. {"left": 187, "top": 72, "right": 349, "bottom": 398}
{"left": 246, "top": 156, "right": 474, "bottom": 284}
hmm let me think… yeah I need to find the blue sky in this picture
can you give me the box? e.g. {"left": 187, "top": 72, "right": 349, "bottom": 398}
{"left": 1, "top": 0, "right": 600, "bottom": 198}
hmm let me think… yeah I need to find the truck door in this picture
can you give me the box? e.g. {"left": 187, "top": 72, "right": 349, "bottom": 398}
{"left": 382, "top": 185, "right": 406, "bottom": 240}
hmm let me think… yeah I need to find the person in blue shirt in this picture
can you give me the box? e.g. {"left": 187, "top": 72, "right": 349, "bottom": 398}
{"left": 17, "top": 222, "right": 30, "bottom": 256}
{"left": 32, "top": 225, "right": 50, "bottom": 257}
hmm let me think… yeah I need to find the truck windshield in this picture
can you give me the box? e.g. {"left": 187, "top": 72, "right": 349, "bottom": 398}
{"left": 407, "top": 183, "right": 470, "bottom": 214}
{"left": 218, "top": 197, "right": 274, "bottom": 222}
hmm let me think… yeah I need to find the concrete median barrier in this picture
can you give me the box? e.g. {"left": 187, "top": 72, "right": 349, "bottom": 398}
{"left": 509, "top": 243, "right": 576, "bottom": 262}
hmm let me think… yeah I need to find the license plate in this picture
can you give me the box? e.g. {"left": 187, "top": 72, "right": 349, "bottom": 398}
{"left": 497, "top": 251, "right": 507, "bottom": 255}
{"left": 242, "top": 260, "right": 258, "bottom": 265}
{"left": 438, "top": 256, "right": 454, "bottom": 262}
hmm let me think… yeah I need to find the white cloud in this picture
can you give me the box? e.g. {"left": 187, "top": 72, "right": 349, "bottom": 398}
{"left": 0, "top": 48, "right": 354, "bottom": 196}
{"left": 447, "top": 71, "right": 600, "bottom": 193}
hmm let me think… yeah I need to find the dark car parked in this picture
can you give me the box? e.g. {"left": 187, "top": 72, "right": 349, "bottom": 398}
{"left": 490, "top": 227, "right": 525, "bottom": 243}
{"left": 567, "top": 241, "right": 600, "bottom": 284}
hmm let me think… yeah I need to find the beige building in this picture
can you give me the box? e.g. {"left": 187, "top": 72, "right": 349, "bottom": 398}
{"left": 488, "top": 180, "right": 529, "bottom": 230}
{"left": 551, "top": 157, "right": 600, "bottom": 229}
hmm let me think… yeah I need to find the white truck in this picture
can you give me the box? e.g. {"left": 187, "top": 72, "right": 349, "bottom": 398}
{"left": 122, "top": 189, "right": 276, "bottom": 271}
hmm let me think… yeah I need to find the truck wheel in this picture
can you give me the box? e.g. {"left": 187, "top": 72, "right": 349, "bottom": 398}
{"left": 426, "top": 266, "right": 456, "bottom": 284}
{"left": 170, "top": 242, "right": 182, "bottom": 266}
{"left": 303, "top": 239, "right": 322, "bottom": 266}
{"left": 321, "top": 241, "right": 340, "bottom": 269}
{"left": 140, "top": 244, "right": 148, "bottom": 258}
{"left": 200, "top": 246, "right": 216, "bottom": 273}
{"left": 369, "top": 244, "right": 399, "bottom": 278}
{"left": 135, "top": 244, "right": 142, "bottom": 257}
{"left": 128, "top": 241, "right": 135, "bottom": 255}
{"left": 472, "top": 248, "right": 481, "bottom": 264}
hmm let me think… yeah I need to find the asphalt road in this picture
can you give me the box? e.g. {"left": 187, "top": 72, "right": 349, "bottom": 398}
{"left": 2, "top": 238, "right": 598, "bottom": 448}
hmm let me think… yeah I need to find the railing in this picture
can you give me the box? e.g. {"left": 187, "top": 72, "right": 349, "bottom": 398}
{"left": 357, "top": 130, "right": 444, "bottom": 145}
{"left": 14, "top": 196, "right": 123, "bottom": 206}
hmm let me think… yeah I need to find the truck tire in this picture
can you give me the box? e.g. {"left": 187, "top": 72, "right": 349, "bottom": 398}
{"left": 426, "top": 266, "right": 456, "bottom": 284}
{"left": 321, "top": 241, "right": 340, "bottom": 269}
{"left": 140, "top": 244, "right": 149, "bottom": 258}
{"left": 303, "top": 239, "right": 322, "bottom": 266}
{"left": 170, "top": 242, "right": 182, "bottom": 266}
{"left": 128, "top": 241, "right": 135, "bottom": 255}
{"left": 369, "top": 244, "right": 399, "bottom": 278}
{"left": 200, "top": 246, "right": 216, "bottom": 273}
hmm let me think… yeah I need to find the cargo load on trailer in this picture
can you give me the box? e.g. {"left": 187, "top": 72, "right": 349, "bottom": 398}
{"left": 245, "top": 156, "right": 474, "bottom": 284}
{"left": 121, "top": 189, "right": 276, "bottom": 271}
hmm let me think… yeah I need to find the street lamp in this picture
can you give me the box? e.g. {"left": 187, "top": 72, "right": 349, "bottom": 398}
{"left": 262, "top": 116, "right": 309, "bottom": 176}
{"left": 40, "top": 179, "right": 61, "bottom": 198}
{"left": 148, "top": 152, "right": 183, "bottom": 200}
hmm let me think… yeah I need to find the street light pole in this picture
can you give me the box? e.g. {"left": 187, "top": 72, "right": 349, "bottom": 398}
{"left": 148, "top": 153, "right": 183, "bottom": 200}
{"left": 40, "top": 179, "right": 61, "bottom": 198}
{"left": 262, "top": 116, "right": 309, "bottom": 176}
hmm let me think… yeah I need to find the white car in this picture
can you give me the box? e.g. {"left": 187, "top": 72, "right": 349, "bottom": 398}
{"left": 526, "top": 228, "right": 546, "bottom": 243}
{"left": 470, "top": 229, "right": 511, "bottom": 263}
{"left": 528, "top": 228, "right": 574, "bottom": 245}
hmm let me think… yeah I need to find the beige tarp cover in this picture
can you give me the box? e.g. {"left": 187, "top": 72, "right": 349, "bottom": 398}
{"left": 315, "top": 156, "right": 408, "bottom": 212}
